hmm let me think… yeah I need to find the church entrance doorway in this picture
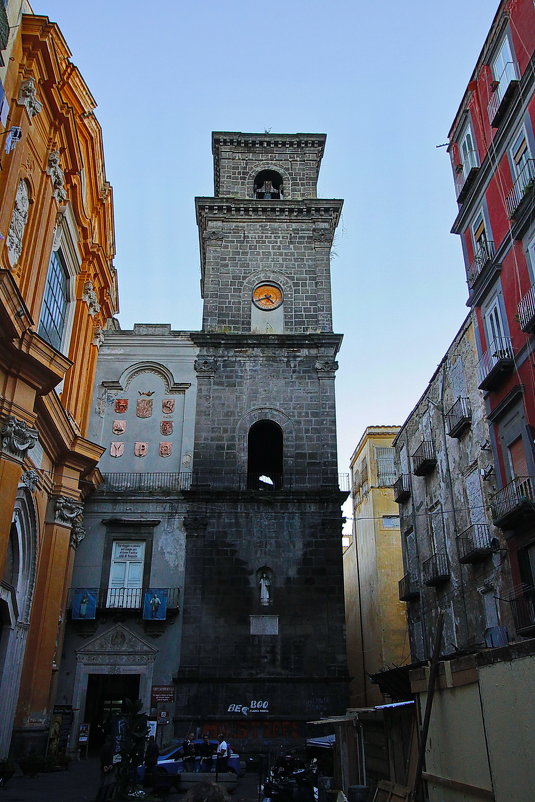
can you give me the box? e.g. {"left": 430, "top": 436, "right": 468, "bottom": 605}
{"left": 84, "top": 673, "right": 140, "bottom": 752}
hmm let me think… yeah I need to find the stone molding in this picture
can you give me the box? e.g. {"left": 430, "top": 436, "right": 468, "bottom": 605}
{"left": 315, "top": 359, "right": 338, "bottom": 377}
{"left": 92, "top": 325, "right": 105, "bottom": 348}
{"left": 17, "top": 78, "right": 42, "bottom": 118}
{"left": 0, "top": 416, "right": 39, "bottom": 462}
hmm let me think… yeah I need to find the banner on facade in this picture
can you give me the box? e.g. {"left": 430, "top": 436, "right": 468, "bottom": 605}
{"left": 143, "top": 588, "right": 168, "bottom": 620}
{"left": 71, "top": 588, "right": 98, "bottom": 619}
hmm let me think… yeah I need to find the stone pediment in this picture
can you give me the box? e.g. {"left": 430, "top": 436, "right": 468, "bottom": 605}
{"left": 77, "top": 624, "right": 157, "bottom": 656}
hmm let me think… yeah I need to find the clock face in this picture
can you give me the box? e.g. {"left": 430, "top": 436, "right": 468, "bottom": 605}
{"left": 252, "top": 284, "right": 283, "bottom": 311}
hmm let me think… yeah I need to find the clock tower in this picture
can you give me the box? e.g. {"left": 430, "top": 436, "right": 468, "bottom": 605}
{"left": 177, "top": 133, "right": 348, "bottom": 746}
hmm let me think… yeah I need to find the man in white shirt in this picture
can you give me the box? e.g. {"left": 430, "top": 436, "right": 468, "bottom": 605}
{"left": 216, "top": 733, "right": 228, "bottom": 773}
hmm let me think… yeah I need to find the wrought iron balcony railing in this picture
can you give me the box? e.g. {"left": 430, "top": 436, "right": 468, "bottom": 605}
{"left": 411, "top": 442, "right": 437, "bottom": 476}
{"left": 446, "top": 397, "right": 472, "bottom": 438}
{"left": 506, "top": 159, "right": 535, "bottom": 218}
{"left": 99, "top": 472, "right": 192, "bottom": 493}
{"left": 517, "top": 285, "right": 535, "bottom": 333}
{"left": 189, "top": 472, "right": 350, "bottom": 492}
{"left": 454, "top": 157, "right": 479, "bottom": 203}
{"left": 488, "top": 61, "right": 519, "bottom": 127}
{"left": 457, "top": 524, "right": 495, "bottom": 564}
{"left": 398, "top": 572, "right": 420, "bottom": 601}
{"left": 423, "top": 552, "right": 450, "bottom": 587}
{"left": 467, "top": 240, "right": 496, "bottom": 288}
{"left": 491, "top": 476, "right": 535, "bottom": 528}
{"left": 393, "top": 474, "right": 411, "bottom": 503}
{"left": 478, "top": 336, "right": 514, "bottom": 391}
{"left": 68, "top": 586, "right": 180, "bottom": 614}
{"left": 508, "top": 586, "right": 535, "bottom": 635}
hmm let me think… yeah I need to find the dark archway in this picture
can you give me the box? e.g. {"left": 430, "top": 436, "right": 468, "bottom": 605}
{"left": 254, "top": 170, "right": 284, "bottom": 199}
{"left": 247, "top": 420, "right": 283, "bottom": 489}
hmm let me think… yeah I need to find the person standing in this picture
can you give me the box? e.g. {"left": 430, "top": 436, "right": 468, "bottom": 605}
{"left": 144, "top": 735, "right": 160, "bottom": 787}
{"left": 199, "top": 733, "right": 214, "bottom": 773}
{"left": 95, "top": 736, "right": 116, "bottom": 802}
{"left": 216, "top": 733, "right": 228, "bottom": 773}
{"left": 183, "top": 732, "right": 197, "bottom": 772}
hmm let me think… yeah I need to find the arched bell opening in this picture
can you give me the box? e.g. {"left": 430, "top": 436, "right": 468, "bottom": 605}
{"left": 254, "top": 170, "right": 284, "bottom": 200}
{"left": 247, "top": 420, "right": 283, "bottom": 489}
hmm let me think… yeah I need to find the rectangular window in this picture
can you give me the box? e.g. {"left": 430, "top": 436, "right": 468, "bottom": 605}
{"left": 107, "top": 540, "right": 145, "bottom": 608}
{"left": 484, "top": 295, "right": 506, "bottom": 350}
{"left": 38, "top": 251, "right": 69, "bottom": 351}
{"left": 382, "top": 515, "right": 400, "bottom": 529}
{"left": 491, "top": 35, "right": 518, "bottom": 101}
{"left": 458, "top": 120, "right": 478, "bottom": 177}
{"left": 376, "top": 447, "right": 396, "bottom": 486}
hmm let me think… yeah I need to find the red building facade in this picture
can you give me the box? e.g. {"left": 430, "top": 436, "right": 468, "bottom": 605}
{"left": 448, "top": 0, "right": 535, "bottom": 635}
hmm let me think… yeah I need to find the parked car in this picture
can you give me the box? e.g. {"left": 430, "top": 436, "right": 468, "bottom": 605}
{"left": 137, "top": 739, "right": 241, "bottom": 782}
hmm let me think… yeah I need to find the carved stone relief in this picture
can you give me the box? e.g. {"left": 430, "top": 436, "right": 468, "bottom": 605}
{"left": 92, "top": 326, "right": 105, "bottom": 348}
{"left": 159, "top": 442, "right": 172, "bottom": 457}
{"left": 194, "top": 359, "right": 216, "bottom": 376}
{"left": 136, "top": 399, "right": 153, "bottom": 418}
{"left": 70, "top": 521, "right": 86, "bottom": 549}
{"left": 83, "top": 281, "right": 101, "bottom": 317}
{"left": 162, "top": 399, "right": 175, "bottom": 414}
{"left": 112, "top": 421, "right": 126, "bottom": 435}
{"left": 315, "top": 359, "right": 338, "bottom": 376}
{"left": 110, "top": 442, "right": 125, "bottom": 458}
{"left": 0, "top": 416, "right": 39, "bottom": 462}
{"left": 115, "top": 399, "right": 128, "bottom": 413}
{"left": 134, "top": 442, "right": 148, "bottom": 457}
{"left": 22, "top": 469, "right": 39, "bottom": 492}
{"left": 160, "top": 421, "right": 173, "bottom": 436}
{"left": 7, "top": 180, "right": 30, "bottom": 267}
{"left": 17, "top": 78, "right": 42, "bottom": 117}
{"left": 54, "top": 496, "right": 83, "bottom": 527}
{"left": 47, "top": 150, "right": 67, "bottom": 203}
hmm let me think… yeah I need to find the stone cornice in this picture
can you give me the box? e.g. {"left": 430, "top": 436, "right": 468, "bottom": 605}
{"left": 190, "top": 332, "right": 343, "bottom": 354}
{"left": 195, "top": 197, "right": 343, "bottom": 227}
{"left": 36, "top": 392, "right": 105, "bottom": 472}
{"left": 212, "top": 132, "right": 326, "bottom": 151}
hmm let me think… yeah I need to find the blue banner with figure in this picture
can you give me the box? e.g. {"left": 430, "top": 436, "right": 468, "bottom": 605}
{"left": 72, "top": 589, "right": 97, "bottom": 619}
{"left": 143, "top": 588, "right": 168, "bottom": 620}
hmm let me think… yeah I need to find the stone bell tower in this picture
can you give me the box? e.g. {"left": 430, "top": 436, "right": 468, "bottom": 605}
{"left": 176, "top": 133, "right": 348, "bottom": 747}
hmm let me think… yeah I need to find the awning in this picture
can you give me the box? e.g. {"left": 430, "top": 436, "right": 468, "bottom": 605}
{"left": 306, "top": 735, "right": 336, "bottom": 749}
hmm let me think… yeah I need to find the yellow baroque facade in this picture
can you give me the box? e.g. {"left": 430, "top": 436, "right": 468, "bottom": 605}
{"left": 0, "top": 5, "right": 117, "bottom": 756}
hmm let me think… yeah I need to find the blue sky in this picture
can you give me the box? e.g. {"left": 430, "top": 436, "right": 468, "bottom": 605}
{"left": 33, "top": 0, "right": 497, "bottom": 474}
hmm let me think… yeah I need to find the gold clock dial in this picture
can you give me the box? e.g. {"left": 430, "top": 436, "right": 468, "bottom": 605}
{"left": 252, "top": 284, "right": 283, "bottom": 310}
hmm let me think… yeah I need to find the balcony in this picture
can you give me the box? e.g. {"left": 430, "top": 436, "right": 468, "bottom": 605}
{"left": 393, "top": 474, "right": 411, "bottom": 503}
{"left": 506, "top": 159, "right": 535, "bottom": 219}
{"left": 190, "top": 472, "right": 350, "bottom": 492}
{"left": 508, "top": 586, "right": 535, "bottom": 636}
{"left": 99, "top": 472, "right": 192, "bottom": 493}
{"left": 398, "top": 572, "right": 420, "bottom": 601}
{"left": 446, "top": 397, "right": 471, "bottom": 438}
{"left": 423, "top": 552, "right": 450, "bottom": 587}
{"left": 467, "top": 240, "right": 496, "bottom": 289}
{"left": 69, "top": 586, "right": 180, "bottom": 617}
{"left": 517, "top": 285, "right": 535, "bottom": 333}
{"left": 491, "top": 476, "right": 535, "bottom": 528}
{"left": 455, "top": 162, "right": 479, "bottom": 204}
{"left": 411, "top": 442, "right": 436, "bottom": 476}
{"left": 487, "top": 62, "right": 519, "bottom": 127}
{"left": 457, "top": 524, "right": 495, "bottom": 564}
{"left": 478, "top": 336, "right": 514, "bottom": 391}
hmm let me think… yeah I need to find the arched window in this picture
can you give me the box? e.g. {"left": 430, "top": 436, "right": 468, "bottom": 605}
{"left": 254, "top": 170, "right": 284, "bottom": 200}
{"left": 247, "top": 420, "right": 283, "bottom": 489}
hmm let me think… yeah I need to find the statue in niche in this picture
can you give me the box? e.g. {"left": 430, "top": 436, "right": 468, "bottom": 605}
{"left": 7, "top": 180, "right": 30, "bottom": 267}
{"left": 134, "top": 442, "right": 148, "bottom": 457}
{"left": 259, "top": 570, "right": 272, "bottom": 606}
{"left": 110, "top": 442, "right": 125, "bottom": 458}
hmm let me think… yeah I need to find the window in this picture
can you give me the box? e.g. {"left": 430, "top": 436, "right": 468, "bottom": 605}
{"left": 382, "top": 515, "right": 399, "bottom": 529}
{"left": 507, "top": 436, "right": 528, "bottom": 481}
{"left": 491, "top": 34, "right": 518, "bottom": 102}
{"left": 376, "top": 447, "right": 396, "bottom": 486}
{"left": 107, "top": 541, "right": 145, "bottom": 608}
{"left": 38, "top": 251, "right": 69, "bottom": 351}
{"left": 472, "top": 212, "right": 488, "bottom": 251}
{"left": 458, "top": 120, "right": 478, "bottom": 177}
{"left": 511, "top": 131, "right": 531, "bottom": 181}
{"left": 484, "top": 295, "right": 507, "bottom": 351}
